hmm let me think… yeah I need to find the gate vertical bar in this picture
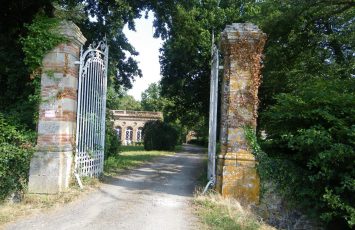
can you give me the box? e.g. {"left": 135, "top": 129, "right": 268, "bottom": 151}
{"left": 94, "top": 60, "right": 99, "bottom": 173}
{"left": 94, "top": 59, "right": 102, "bottom": 172}
{"left": 75, "top": 46, "right": 84, "bottom": 173}
{"left": 100, "top": 45, "right": 109, "bottom": 172}
{"left": 89, "top": 60, "right": 94, "bottom": 175}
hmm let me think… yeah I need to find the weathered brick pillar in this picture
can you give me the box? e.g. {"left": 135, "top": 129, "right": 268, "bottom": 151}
{"left": 216, "top": 23, "right": 266, "bottom": 204}
{"left": 28, "top": 21, "right": 86, "bottom": 193}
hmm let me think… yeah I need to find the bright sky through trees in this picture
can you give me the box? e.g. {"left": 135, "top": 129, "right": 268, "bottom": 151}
{"left": 124, "top": 11, "right": 162, "bottom": 101}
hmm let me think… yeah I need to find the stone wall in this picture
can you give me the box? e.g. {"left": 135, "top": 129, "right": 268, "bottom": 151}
{"left": 28, "top": 21, "right": 86, "bottom": 194}
{"left": 216, "top": 23, "right": 266, "bottom": 204}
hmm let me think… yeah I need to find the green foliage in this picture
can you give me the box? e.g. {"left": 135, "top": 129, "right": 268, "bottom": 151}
{"left": 141, "top": 83, "right": 167, "bottom": 112}
{"left": 156, "top": 1, "right": 248, "bottom": 143}
{"left": 105, "top": 113, "right": 120, "bottom": 159}
{"left": 62, "top": 0, "right": 145, "bottom": 89}
{"left": 0, "top": 3, "right": 59, "bottom": 129}
{"left": 244, "top": 126, "right": 262, "bottom": 157}
{"left": 52, "top": 2, "right": 86, "bottom": 23}
{"left": 143, "top": 120, "right": 178, "bottom": 151}
{"left": 0, "top": 114, "right": 35, "bottom": 200}
{"left": 0, "top": 0, "right": 52, "bottom": 112}
{"left": 19, "top": 13, "right": 65, "bottom": 129}
{"left": 261, "top": 78, "right": 355, "bottom": 228}
{"left": 194, "top": 195, "right": 261, "bottom": 230}
{"left": 21, "top": 13, "right": 65, "bottom": 73}
{"left": 109, "top": 91, "right": 142, "bottom": 111}
{"left": 197, "top": 201, "right": 244, "bottom": 230}
{"left": 159, "top": 4, "right": 218, "bottom": 126}
{"left": 119, "top": 145, "right": 144, "bottom": 152}
{"left": 253, "top": 0, "right": 355, "bottom": 111}
{"left": 117, "top": 94, "right": 142, "bottom": 111}
{"left": 140, "top": 82, "right": 190, "bottom": 144}
{"left": 245, "top": 126, "right": 277, "bottom": 189}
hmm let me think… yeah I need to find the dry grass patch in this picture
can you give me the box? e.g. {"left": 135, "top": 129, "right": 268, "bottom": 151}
{"left": 0, "top": 177, "right": 100, "bottom": 228}
{"left": 194, "top": 192, "right": 275, "bottom": 230}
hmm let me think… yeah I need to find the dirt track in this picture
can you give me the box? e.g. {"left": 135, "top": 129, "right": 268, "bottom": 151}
{"left": 6, "top": 145, "right": 206, "bottom": 230}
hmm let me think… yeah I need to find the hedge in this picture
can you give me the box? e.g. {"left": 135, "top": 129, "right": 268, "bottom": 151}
{"left": 143, "top": 120, "right": 178, "bottom": 151}
{"left": 0, "top": 114, "right": 34, "bottom": 200}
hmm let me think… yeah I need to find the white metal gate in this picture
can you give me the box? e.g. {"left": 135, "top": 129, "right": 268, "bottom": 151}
{"left": 207, "top": 44, "right": 219, "bottom": 184}
{"left": 75, "top": 40, "right": 108, "bottom": 177}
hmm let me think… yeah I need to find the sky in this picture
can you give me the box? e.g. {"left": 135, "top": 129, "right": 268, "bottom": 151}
{"left": 123, "top": 11, "right": 163, "bottom": 101}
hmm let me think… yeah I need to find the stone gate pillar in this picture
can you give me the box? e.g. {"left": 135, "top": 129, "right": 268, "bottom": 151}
{"left": 28, "top": 21, "right": 86, "bottom": 193}
{"left": 216, "top": 23, "right": 266, "bottom": 204}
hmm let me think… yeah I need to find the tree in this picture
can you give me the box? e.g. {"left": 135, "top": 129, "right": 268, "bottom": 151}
{"left": 159, "top": 4, "right": 221, "bottom": 130}
{"left": 253, "top": 1, "right": 355, "bottom": 227}
{"left": 0, "top": 1, "right": 56, "bottom": 128}
{"left": 249, "top": 0, "right": 355, "bottom": 112}
{"left": 113, "top": 93, "right": 142, "bottom": 111}
{"left": 141, "top": 83, "right": 165, "bottom": 112}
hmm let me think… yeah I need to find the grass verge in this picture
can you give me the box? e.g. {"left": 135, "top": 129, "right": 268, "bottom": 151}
{"left": 118, "top": 145, "right": 145, "bottom": 152}
{"left": 104, "top": 147, "right": 175, "bottom": 176}
{"left": 0, "top": 178, "right": 100, "bottom": 227}
{"left": 194, "top": 193, "right": 275, "bottom": 230}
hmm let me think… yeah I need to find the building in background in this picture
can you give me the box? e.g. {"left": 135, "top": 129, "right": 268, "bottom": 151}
{"left": 111, "top": 110, "right": 163, "bottom": 145}
{"left": 186, "top": 131, "right": 198, "bottom": 143}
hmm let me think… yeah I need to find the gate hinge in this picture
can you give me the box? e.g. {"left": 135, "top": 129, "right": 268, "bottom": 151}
{"left": 74, "top": 61, "right": 81, "bottom": 65}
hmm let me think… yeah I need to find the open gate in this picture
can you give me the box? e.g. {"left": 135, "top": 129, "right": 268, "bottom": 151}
{"left": 75, "top": 40, "right": 109, "bottom": 177}
{"left": 207, "top": 44, "right": 219, "bottom": 184}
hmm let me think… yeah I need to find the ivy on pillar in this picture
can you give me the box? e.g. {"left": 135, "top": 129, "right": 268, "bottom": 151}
{"left": 216, "top": 23, "right": 266, "bottom": 204}
{"left": 28, "top": 21, "right": 86, "bottom": 194}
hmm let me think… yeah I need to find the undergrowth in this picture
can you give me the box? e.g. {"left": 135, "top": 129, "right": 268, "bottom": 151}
{"left": 194, "top": 193, "right": 274, "bottom": 230}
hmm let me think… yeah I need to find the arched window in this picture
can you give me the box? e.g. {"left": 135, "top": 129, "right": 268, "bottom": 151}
{"left": 115, "top": 127, "right": 121, "bottom": 140}
{"left": 137, "top": 127, "right": 143, "bottom": 142}
{"left": 125, "top": 127, "right": 133, "bottom": 145}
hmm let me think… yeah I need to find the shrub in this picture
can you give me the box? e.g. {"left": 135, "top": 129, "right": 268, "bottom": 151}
{"left": 104, "top": 113, "right": 120, "bottom": 159}
{"left": 260, "top": 78, "right": 355, "bottom": 228}
{"left": 0, "top": 114, "right": 34, "bottom": 200}
{"left": 143, "top": 120, "right": 178, "bottom": 151}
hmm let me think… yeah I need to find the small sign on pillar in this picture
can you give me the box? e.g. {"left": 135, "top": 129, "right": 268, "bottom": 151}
{"left": 44, "top": 110, "right": 56, "bottom": 118}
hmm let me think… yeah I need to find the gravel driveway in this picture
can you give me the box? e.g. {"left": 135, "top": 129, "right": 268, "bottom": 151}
{"left": 5, "top": 145, "right": 206, "bottom": 230}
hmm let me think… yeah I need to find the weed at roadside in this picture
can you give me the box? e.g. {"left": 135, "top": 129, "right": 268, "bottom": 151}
{"left": 194, "top": 192, "right": 275, "bottom": 230}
